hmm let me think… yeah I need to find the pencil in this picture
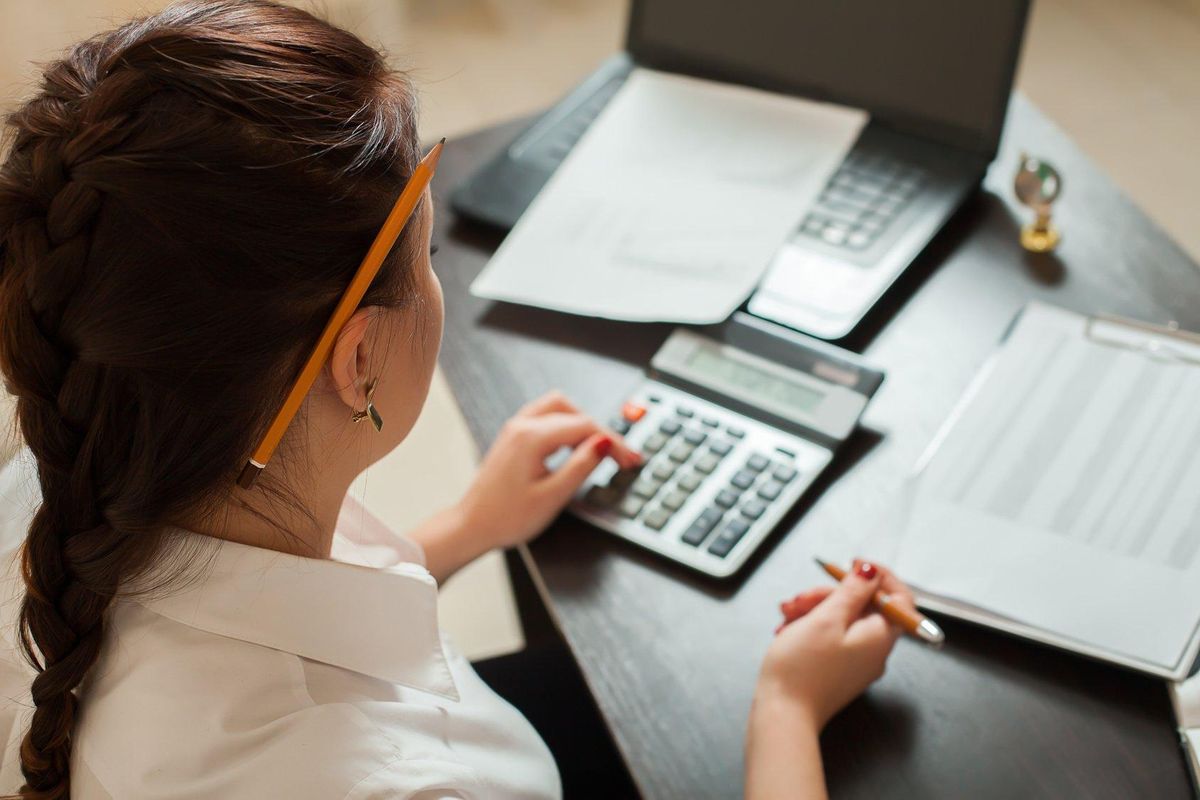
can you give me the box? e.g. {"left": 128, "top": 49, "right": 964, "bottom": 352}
{"left": 237, "top": 139, "right": 446, "bottom": 490}
{"left": 814, "top": 557, "right": 945, "bottom": 646}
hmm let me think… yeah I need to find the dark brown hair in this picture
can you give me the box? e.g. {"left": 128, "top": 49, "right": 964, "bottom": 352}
{"left": 0, "top": 2, "right": 423, "bottom": 796}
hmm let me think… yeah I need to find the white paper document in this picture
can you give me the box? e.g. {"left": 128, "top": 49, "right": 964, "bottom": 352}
{"left": 895, "top": 302, "right": 1200, "bottom": 676}
{"left": 470, "top": 68, "right": 867, "bottom": 323}
{"left": 1171, "top": 673, "right": 1200, "bottom": 791}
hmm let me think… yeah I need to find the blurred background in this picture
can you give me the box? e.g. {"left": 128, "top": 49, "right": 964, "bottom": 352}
{"left": 3, "top": 0, "right": 1198, "bottom": 659}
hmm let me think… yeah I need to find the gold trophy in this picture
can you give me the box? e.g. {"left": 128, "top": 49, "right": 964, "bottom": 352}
{"left": 1014, "top": 152, "right": 1062, "bottom": 253}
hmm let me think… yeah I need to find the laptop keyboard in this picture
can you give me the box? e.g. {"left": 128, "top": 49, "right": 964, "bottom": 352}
{"left": 795, "top": 151, "right": 926, "bottom": 252}
{"left": 513, "top": 75, "right": 627, "bottom": 170}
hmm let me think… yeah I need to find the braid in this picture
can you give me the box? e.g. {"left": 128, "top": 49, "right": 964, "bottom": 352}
{"left": 0, "top": 3, "right": 426, "bottom": 797}
{"left": 1, "top": 49, "right": 146, "bottom": 800}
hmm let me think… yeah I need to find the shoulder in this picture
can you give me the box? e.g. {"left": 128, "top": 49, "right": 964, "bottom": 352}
{"left": 74, "top": 604, "right": 484, "bottom": 800}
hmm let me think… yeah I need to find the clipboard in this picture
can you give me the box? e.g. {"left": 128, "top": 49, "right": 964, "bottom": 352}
{"left": 897, "top": 301, "right": 1200, "bottom": 681}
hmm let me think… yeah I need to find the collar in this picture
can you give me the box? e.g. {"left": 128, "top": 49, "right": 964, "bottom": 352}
{"left": 137, "top": 529, "right": 459, "bottom": 701}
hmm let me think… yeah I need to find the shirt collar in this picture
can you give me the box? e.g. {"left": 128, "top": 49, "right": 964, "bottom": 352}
{"left": 137, "top": 529, "right": 459, "bottom": 701}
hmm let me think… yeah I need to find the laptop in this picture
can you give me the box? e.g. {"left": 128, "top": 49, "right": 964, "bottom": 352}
{"left": 451, "top": 0, "right": 1032, "bottom": 340}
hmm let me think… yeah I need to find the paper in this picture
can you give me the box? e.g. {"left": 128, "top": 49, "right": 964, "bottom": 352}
{"left": 470, "top": 68, "right": 866, "bottom": 323}
{"left": 1171, "top": 677, "right": 1200, "bottom": 791}
{"left": 1173, "top": 672, "right": 1200, "bottom": 728}
{"left": 895, "top": 303, "right": 1200, "bottom": 671}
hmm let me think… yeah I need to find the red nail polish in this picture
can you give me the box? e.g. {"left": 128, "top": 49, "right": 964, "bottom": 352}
{"left": 855, "top": 561, "right": 878, "bottom": 580}
{"left": 594, "top": 437, "right": 613, "bottom": 457}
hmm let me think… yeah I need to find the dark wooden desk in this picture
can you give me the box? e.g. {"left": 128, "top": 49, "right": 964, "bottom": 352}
{"left": 431, "top": 96, "right": 1199, "bottom": 799}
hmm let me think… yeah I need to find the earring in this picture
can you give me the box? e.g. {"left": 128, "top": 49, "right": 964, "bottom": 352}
{"left": 351, "top": 378, "right": 384, "bottom": 432}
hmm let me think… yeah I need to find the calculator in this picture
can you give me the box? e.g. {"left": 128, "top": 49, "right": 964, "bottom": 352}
{"left": 570, "top": 313, "right": 884, "bottom": 578}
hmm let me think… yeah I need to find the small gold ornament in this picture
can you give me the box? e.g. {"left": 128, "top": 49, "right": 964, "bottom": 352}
{"left": 351, "top": 378, "right": 384, "bottom": 432}
{"left": 1014, "top": 152, "right": 1062, "bottom": 253}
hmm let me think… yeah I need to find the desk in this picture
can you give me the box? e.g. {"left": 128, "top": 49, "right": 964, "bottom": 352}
{"left": 430, "top": 95, "right": 1199, "bottom": 799}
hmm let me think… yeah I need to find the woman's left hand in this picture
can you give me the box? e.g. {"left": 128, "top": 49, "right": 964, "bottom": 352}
{"left": 458, "top": 391, "right": 642, "bottom": 552}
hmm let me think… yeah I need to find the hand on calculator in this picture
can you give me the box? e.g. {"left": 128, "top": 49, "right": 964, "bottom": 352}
{"left": 458, "top": 391, "right": 642, "bottom": 551}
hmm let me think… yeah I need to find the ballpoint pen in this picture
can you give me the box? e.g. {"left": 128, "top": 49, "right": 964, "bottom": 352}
{"left": 812, "top": 557, "right": 945, "bottom": 646}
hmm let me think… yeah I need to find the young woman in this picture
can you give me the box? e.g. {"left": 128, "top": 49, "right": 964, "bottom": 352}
{"left": 0, "top": 2, "right": 914, "bottom": 798}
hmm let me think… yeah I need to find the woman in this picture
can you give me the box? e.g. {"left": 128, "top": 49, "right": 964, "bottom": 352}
{"left": 0, "top": 2, "right": 914, "bottom": 798}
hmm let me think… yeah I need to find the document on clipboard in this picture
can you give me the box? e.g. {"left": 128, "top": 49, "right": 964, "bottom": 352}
{"left": 894, "top": 301, "right": 1200, "bottom": 679}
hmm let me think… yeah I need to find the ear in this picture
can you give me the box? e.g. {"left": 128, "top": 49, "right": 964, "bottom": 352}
{"left": 328, "top": 307, "right": 377, "bottom": 412}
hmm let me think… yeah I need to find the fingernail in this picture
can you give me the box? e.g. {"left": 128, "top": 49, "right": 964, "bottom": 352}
{"left": 593, "top": 436, "right": 613, "bottom": 458}
{"left": 779, "top": 594, "right": 802, "bottom": 615}
{"left": 855, "top": 561, "right": 878, "bottom": 580}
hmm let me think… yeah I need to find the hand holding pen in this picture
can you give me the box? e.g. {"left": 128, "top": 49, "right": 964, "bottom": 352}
{"left": 760, "top": 559, "right": 929, "bottom": 731}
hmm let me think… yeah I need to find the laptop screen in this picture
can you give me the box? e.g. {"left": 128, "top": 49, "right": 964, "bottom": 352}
{"left": 627, "top": 0, "right": 1030, "bottom": 155}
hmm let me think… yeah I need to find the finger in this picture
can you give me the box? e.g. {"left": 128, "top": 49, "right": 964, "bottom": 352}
{"left": 845, "top": 611, "right": 901, "bottom": 665}
{"left": 779, "top": 586, "right": 835, "bottom": 621}
{"left": 852, "top": 559, "right": 916, "bottom": 614}
{"left": 521, "top": 413, "right": 603, "bottom": 455}
{"left": 812, "top": 564, "right": 882, "bottom": 628}
{"left": 541, "top": 433, "right": 614, "bottom": 505}
{"left": 525, "top": 413, "right": 642, "bottom": 469}
{"left": 516, "top": 390, "right": 578, "bottom": 419}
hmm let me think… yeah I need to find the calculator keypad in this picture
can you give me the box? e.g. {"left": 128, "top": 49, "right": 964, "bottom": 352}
{"left": 571, "top": 382, "right": 833, "bottom": 578}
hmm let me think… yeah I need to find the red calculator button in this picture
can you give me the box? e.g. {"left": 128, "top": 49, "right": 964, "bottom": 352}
{"left": 622, "top": 402, "right": 647, "bottom": 423}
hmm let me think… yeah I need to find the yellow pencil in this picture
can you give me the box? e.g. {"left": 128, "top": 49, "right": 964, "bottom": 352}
{"left": 237, "top": 139, "right": 446, "bottom": 489}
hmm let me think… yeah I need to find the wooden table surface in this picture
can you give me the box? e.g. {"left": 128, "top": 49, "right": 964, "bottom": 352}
{"left": 429, "top": 95, "right": 1200, "bottom": 799}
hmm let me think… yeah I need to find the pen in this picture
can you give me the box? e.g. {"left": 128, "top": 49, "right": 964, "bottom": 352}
{"left": 814, "top": 557, "right": 945, "bottom": 646}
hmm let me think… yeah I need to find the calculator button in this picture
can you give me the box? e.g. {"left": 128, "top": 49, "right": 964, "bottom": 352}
{"left": 701, "top": 416, "right": 720, "bottom": 428}
{"left": 661, "top": 490, "right": 688, "bottom": 511}
{"left": 714, "top": 489, "right": 739, "bottom": 509}
{"left": 708, "top": 519, "right": 751, "bottom": 557}
{"left": 676, "top": 406, "right": 695, "bottom": 418}
{"left": 650, "top": 461, "right": 676, "bottom": 482}
{"left": 683, "top": 429, "right": 707, "bottom": 446}
{"left": 772, "top": 465, "right": 798, "bottom": 483}
{"left": 746, "top": 454, "right": 771, "bottom": 472}
{"left": 681, "top": 523, "right": 712, "bottom": 546}
{"left": 730, "top": 470, "right": 756, "bottom": 491}
{"left": 678, "top": 472, "right": 703, "bottom": 492}
{"left": 631, "top": 478, "right": 663, "bottom": 499}
{"left": 611, "top": 418, "right": 631, "bottom": 435}
{"left": 585, "top": 485, "right": 621, "bottom": 507}
{"left": 619, "top": 496, "right": 646, "bottom": 518}
{"left": 681, "top": 509, "right": 722, "bottom": 546}
{"left": 757, "top": 481, "right": 784, "bottom": 502}
{"left": 709, "top": 440, "right": 733, "bottom": 457}
{"left": 741, "top": 499, "right": 768, "bottom": 520}
{"left": 727, "top": 426, "right": 746, "bottom": 439}
{"left": 643, "top": 507, "right": 672, "bottom": 531}
{"left": 659, "top": 419, "right": 682, "bottom": 436}
{"left": 622, "top": 402, "right": 646, "bottom": 423}
{"left": 642, "top": 433, "right": 668, "bottom": 454}
{"left": 669, "top": 444, "right": 696, "bottom": 463}
{"left": 695, "top": 453, "right": 721, "bottom": 474}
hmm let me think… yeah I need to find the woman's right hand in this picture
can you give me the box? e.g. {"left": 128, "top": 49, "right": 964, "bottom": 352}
{"left": 744, "top": 561, "right": 913, "bottom": 800}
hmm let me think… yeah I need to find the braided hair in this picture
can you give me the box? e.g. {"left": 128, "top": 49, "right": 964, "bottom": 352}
{"left": 0, "top": 3, "right": 424, "bottom": 796}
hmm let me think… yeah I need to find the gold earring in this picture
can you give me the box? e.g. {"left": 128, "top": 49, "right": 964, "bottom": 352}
{"left": 351, "top": 378, "right": 383, "bottom": 432}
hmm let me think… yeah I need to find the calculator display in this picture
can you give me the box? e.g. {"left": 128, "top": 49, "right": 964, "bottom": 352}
{"left": 685, "top": 348, "right": 825, "bottom": 413}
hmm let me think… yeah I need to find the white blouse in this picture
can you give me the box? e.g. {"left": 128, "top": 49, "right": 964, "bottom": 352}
{"left": 0, "top": 451, "right": 561, "bottom": 799}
